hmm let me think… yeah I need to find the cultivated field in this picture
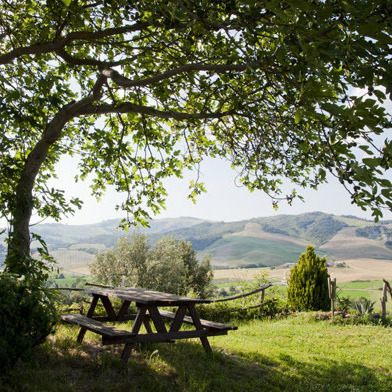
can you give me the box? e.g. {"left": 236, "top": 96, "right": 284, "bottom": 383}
{"left": 213, "top": 257, "right": 392, "bottom": 284}
{"left": 320, "top": 227, "right": 392, "bottom": 260}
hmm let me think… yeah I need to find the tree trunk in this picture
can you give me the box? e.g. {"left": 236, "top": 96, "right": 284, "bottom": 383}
{"left": 6, "top": 110, "right": 73, "bottom": 273}
{"left": 5, "top": 77, "right": 105, "bottom": 273}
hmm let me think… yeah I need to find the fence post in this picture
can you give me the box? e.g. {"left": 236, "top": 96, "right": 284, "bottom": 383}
{"left": 381, "top": 282, "right": 387, "bottom": 319}
{"left": 328, "top": 277, "right": 336, "bottom": 321}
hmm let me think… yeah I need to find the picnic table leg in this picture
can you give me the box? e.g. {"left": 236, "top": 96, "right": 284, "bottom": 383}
{"left": 147, "top": 305, "right": 177, "bottom": 343}
{"left": 121, "top": 305, "right": 148, "bottom": 362}
{"left": 147, "top": 305, "right": 168, "bottom": 333}
{"left": 116, "top": 300, "right": 131, "bottom": 321}
{"left": 99, "top": 295, "right": 117, "bottom": 320}
{"left": 143, "top": 314, "right": 153, "bottom": 334}
{"left": 169, "top": 304, "right": 187, "bottom": 332}
{"left": 187, "top": 304, "right": 212, "bottom": 354}
{"left": 77, "top": 295, "right": 99, "bottom": 343}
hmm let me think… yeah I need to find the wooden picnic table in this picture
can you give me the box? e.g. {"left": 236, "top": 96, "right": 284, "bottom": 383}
{"left": 61, "top": 287, "right": 237, "bottom": 362}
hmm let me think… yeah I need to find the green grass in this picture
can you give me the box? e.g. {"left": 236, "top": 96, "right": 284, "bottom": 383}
{"left": 335, "top": 281, "right": 390, "bottom": 312}
{"left": 338, "top": 281, "right": 384, "bottom": 290}
{"left": 2, "top": 317, "right": 392, "bottom": 392}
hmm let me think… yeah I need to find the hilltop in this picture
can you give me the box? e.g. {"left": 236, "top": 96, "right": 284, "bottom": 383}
{"left": 2, "top": 211, "right": 392, "bottom": 274}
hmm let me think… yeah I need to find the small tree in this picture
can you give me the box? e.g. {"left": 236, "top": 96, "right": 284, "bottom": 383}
{"left": 90, "top": 234, "right": 213, "bottom": 297}
{"left": 287, "top": 246, "right": 330, "bottom": 311}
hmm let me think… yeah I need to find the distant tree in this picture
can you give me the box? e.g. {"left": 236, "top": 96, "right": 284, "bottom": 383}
{"left": 287, "top": 246, "right": 330, "bottom": 311}
{"left": 90, "top": 234, "right": 213, "bottom": 297}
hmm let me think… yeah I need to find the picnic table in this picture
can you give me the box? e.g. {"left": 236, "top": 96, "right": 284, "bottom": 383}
{"left": 60, "top": 287, "right": 237, "bottom": 362}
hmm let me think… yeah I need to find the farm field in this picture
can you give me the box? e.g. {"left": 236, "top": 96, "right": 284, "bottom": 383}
{"left": 213, "top": 258, "right": 392, "bottom": 284}
{"left": 2, "top": 318, "right": 392, "bottom": 391}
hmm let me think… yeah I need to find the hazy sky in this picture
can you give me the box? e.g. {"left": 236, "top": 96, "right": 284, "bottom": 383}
{"left": 36, "top": 86, "right": 390, "bottom": 226}
{"left": 38, "top": 152, "right": 392, "bottom": 226}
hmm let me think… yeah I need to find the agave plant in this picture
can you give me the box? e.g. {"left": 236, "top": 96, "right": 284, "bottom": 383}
{"left": 351, "top": 297, "right": 376, "bottom": 315}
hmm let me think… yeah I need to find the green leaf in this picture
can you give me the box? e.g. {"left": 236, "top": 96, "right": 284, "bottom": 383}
{"left": 61, "top": 0, "right": 72, "bottom": 6}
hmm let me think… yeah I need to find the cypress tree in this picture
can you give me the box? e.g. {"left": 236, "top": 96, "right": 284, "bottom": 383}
{"left": 287, "top": 246, "right": 330, "bottom": 311}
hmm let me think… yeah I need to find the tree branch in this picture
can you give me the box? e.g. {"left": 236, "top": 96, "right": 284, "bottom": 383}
{"left": 102, "top": 62, "right": 266, "bottom": 88}
{"left": 77, "top": 102, "right": 236, "bottom": 121}
{"left": 0, "top": 23, "right": 148, "bottom": 65}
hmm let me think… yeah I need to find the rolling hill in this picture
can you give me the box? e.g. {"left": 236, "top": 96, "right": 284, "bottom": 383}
{"left": 1, "top": 212, "right": 392, "bottom": 273}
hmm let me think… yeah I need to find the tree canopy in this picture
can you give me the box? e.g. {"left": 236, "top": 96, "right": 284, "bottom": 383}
{"left": 1, "top": 0, "right": 392, "bottom": 268}
{"left": 91, "top": 234, "right": 213, "bottom": 297}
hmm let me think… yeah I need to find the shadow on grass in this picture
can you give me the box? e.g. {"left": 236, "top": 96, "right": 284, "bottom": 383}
{"left": 1, "top": 335, "right": 391, "bottom": 392}
{"left": 150, "top": 341, "right": 392, "bottom": 392}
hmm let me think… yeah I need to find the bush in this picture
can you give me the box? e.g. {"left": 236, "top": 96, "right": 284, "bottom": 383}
{"left": 287, "top": 246, "right": 330, "bottom": 311}
{"left": 0, "top": 270, "right": 57, "bottom": 371}
{"left": 197, "top": 273, "right": 289, "bottom": 323}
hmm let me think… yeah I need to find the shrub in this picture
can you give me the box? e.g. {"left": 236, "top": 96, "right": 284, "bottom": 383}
{"left": 0, "top": 269, "right": 57, "bottom": 371}
{"left": 197, "top": 273, "right": 289, "bottom": 323}
{"left": 287, "top": 246, "right": 330, "bottom": 311}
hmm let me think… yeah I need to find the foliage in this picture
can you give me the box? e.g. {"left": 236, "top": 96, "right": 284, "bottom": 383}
{"left": 1, "top": 1, "right": 392, "bottom": 269}
{"left": 353, "top": 297, "right": 375, "bottom": 315}
{"left": 90, "top": 234, "right": 213, "bottom": 297}
{"left": 0, "top": 268, "right": 57, "bottom": 371}
{"left": 1, "top": 0, "right": 392, "bottom": 368}
{"left": 287, "top": 246, "right": 330, "bottom": 311}
{"left": 55, "top": 277, "right": 90, "bottom": 306}
{"left": 198, "top": 273, "right": 288, "bottom": 323}
{"left": 336, "top": 295, "right": 354, "bottom": 313}
{"left": 356, "top": 225, "right": 392, "bottom": 241}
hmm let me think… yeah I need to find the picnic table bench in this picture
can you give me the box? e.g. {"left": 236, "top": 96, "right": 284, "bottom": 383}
{"left": 60, "top": 287, "right": 237, "bottom": 362}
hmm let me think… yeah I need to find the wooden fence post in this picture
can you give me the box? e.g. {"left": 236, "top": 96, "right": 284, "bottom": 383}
{"left": 381, "top": 282, "right": 387, "bottom": 319}
{"left": 328, "top": 277, "right": 336, "bottom": 321}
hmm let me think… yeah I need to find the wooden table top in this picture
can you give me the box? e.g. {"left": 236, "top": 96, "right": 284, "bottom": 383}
{"left": 86, "top": 287, "right": 211, "bottom": 306}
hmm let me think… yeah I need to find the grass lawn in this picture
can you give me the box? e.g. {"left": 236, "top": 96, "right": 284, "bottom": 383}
{"left": 2, "top": 317, "right": 392, "bottom": 392}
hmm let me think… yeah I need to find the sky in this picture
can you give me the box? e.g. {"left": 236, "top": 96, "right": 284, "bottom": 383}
{"left": 33, "top": 85, "right": 390, "bottom": 227}
{"left": 36, "top": 152, "right": 392, "bottom": 227}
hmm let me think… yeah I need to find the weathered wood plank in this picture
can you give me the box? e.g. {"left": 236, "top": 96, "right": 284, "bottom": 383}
{"left": 102, "top": 328, "right": 227, "bottom": 345}
{"left": 91, "top": 314, "right": 136, "bottom": 322}
{"left": 85, "top": 287, "right": 210, "bottom": 305}
{"left": 159, "top": 310, "right": 238, "bottom": 331}
{"left": 61, "top": 314, "right": 134, "bottom": 338}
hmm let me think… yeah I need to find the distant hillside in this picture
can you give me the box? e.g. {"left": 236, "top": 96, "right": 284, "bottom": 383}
{"left": 1, "top": 212, "right": 392, "bottom": 272}
{"left": 252, "top": 212, "right": 348, "bottom": 246}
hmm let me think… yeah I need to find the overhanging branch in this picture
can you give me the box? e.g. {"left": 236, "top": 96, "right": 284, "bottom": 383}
{"left": 102, "top": 62, "right": 265, "bottom": 88}
{"left": 0, "top": 23, "right": 149, "bottom": 65}
{"left": 77, "top": 102, "right": 236, "bottom": 121}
